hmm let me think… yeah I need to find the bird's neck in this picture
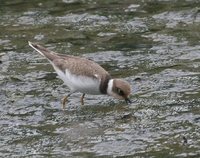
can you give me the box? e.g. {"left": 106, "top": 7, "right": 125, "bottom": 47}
{"left": 99, "top": 75, "right": 112, "bottom": 94}
{"left": 107, "top": 79, "right": 114, "bottom": 95}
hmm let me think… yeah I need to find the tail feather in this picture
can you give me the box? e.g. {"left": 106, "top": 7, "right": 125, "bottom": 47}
{"left": 28, "top": 41, "right": 57, "bottom": 61}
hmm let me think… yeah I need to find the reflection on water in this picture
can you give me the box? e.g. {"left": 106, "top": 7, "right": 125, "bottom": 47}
{"left": 0, "top": 0, "right": 200, "bottom": 157}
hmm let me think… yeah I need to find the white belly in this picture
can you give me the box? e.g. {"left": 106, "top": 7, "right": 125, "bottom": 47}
{"left": 54, "top": 66, "right": 101, "bottom": 94}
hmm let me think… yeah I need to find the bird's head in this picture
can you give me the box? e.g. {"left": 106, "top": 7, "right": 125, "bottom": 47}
{"left": 107, "top": 79, "right": 132, "bottom": 104}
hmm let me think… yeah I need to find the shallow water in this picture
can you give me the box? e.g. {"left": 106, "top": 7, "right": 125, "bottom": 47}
{"left": 0, "top": 0, "right": 200, "bottom": 157}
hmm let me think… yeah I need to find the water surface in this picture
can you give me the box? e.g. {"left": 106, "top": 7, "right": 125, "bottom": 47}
{"left": 0, "top": 0, "right": 200, "bottom": 157}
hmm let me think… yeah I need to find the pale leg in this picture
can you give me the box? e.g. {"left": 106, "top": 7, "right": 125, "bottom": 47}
{"left": 62, "top": 93, "right": 72, "bottom": 109}
{"left": 80, "top": 93, "right": 85, "bottom": 105}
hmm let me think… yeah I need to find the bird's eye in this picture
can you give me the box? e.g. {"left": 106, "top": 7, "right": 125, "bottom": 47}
{"left": 117, "top": 88, "right": 124, "bottom": 96}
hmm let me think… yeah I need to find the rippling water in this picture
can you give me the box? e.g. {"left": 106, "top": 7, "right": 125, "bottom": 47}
{"left": 0, "top": 0, "right": 200, "bottom": 157}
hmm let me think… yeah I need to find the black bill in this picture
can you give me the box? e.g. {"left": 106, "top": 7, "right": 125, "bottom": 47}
{"left": 125, "top": 98, "right": 132, "bottom": 104}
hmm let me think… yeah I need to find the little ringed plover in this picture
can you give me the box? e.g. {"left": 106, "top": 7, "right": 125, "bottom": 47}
{"left": 28, "top": 41, "right": 132, "bottom": 108}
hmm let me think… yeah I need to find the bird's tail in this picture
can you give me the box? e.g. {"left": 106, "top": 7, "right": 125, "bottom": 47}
{"left": 28, "top": 41, "right": 57, "bottom": 61}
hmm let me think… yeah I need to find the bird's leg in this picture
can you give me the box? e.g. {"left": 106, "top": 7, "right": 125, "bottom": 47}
{"left": 62, "top": 93, "right": 72, "bottom": 109}
{"left": 80, "top": 93, "right": 85, "bottom": 105}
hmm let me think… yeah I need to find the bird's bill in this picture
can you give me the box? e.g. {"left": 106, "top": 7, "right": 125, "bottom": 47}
{"left": 125, "top": 98, "right": 132, "bottom": 104}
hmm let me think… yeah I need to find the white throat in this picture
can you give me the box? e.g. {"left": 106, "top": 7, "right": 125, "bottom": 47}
{"left": 107, "top": 79, "right": 114, "bottom": 95}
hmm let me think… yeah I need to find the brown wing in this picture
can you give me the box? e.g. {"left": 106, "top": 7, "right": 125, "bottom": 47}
{"left": 53, "top": 55, "right": 109, "bottom": 79}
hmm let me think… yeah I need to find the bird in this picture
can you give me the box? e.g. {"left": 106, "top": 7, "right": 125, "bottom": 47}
{"left": 28, "top": 41, "right": 132, "bottom": 108}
